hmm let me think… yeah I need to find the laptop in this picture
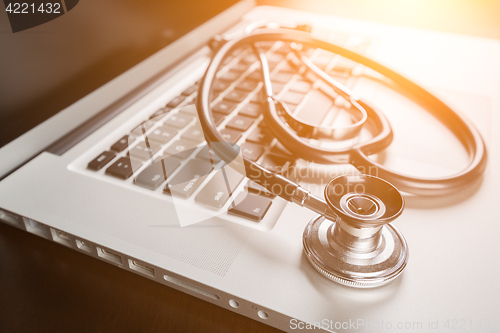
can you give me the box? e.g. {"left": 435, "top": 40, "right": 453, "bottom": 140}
{"left": 1, "top": 1, "right": 499, "bottom": 332}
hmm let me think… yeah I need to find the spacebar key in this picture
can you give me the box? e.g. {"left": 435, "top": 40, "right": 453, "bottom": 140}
{"left": 195, "top": 166, "right": 243, "bottom": 208}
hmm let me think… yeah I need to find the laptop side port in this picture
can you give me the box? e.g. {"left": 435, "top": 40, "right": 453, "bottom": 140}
{"left": 50, "top": 228, "right": 72, "bottom": 247}
{"left": 128, "top": 259, "right": 155, "bottom": 278}
{"left": 75, "top": 239, "right": 92, "bottom": 253}
{"left": 163, "top": 274, "right": 220, "bottom": 300}
{"left": 23, "top": 217, "right": 50, "bottom": 239}
{"left": 96, "top": 247, "right": 123, "bottom": 265}
{"left": 0, "top": 209, "right": 24, "bottom": 229}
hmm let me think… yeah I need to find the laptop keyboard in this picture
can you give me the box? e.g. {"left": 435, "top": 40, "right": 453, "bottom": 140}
{"left": 85, "top": 33, "right": 373, "bottom": 226}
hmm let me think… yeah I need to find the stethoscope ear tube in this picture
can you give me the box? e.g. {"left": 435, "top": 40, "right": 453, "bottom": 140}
{"left": 196, "top": 36, "right": 302, "bottom": 204}
{"left": 349, "top": 94, "right": 488, "bottom": 196}
{"left": 197, "top": 29, "right": 487, "bottom": 198}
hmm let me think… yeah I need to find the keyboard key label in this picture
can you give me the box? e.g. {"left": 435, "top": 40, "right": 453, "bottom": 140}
{"left": 122, "top": 108, "right": 253, "bottom": 227}
{"left": 166, "top": 143, "right": 250, "bottom": 226}
{"left": 110, "top": 105, "right": 257, "bottom": 227}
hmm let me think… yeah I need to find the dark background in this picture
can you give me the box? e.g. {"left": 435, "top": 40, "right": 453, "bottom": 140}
{"left": 0, "top": 0, "right": 238, "bottom": 148}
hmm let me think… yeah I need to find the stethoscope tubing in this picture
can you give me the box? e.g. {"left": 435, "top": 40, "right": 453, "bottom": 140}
{"left": 197, "top": 29, "right": 487, "bottom": 197}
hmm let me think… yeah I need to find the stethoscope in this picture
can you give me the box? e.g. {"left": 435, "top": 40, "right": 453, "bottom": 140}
{"left": 195, "top": 23, "right": 488, "bottom": 287}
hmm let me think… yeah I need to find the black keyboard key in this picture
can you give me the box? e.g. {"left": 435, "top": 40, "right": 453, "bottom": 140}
{"left": 279, "top": 62, "right": 296, "bottom": 73}
{"left": 272, "top": 72, "right": 293, "bottom": 84}
{"left": 250, "top": 90, "right": 265, "bottom": 103}
{"left": 166, "top": 95, "right": 186, "bottom": 108}
{"left": 231, "top": 48, "right": 244, "bottom": 56}
{"left": 212, "top": 113, "right": 225, "bottom": 126}
{"left": 158, "top": 157, "right": 181, "bottom": 179}
{"left": 162, "top": 139, "right": 197, "bottom": 160}
{"left": 179, "top": 105, "right": 198, "bottom": 115}
{"left": 266, "top": 52, "right": 285, "bottom": 62}
{"left": 267, "top": 61, "right": 280, "bottom": 71}
{"left": 135, "top": 162, "right": 165, "bottom": 189}
{"left": 295, "top": 90, "right": 333, "bottom": 125}
{"left": 312, "top": 58, "right": 331, "bottom": 70}
{"left": 196, "top": 145, "right": 221, "bottom": 164}
{"left": 242, "top": 53, "right": 258, "bottom": 64}
{"left": 282, "top": 91, "right": 305, "bottom": 105}
{"left": 135, "top": 158, "right": 180, "bottom": 190}
{"left": 181, "top": 124, "right": 206, "bottom": 144}
{"left": 88, "top": 151, "right": 116, "bottom": 171}
{"left": 149, "top": 107, "right": 172, "bottom": 120}
{"left": 224, "top": 89, "right": 248, "bottom": 103}
{"left": 271, "top": 142, "right": 294, "bottom": 157}
{"left": 195, "top": 165, "right": 243, "bottom": 208}
{"left": 147, "top": 126, "right": 178, "bottom": 144}
{"left": 246, "top": 127, "right": 273, "bottom": 145}
{"left": 212, "top": 101, "right": 236, "bottom": 115}
{"left": 165, "top": 159, "right": 213, "bottom": 198}
{"left": 275, "top": 44, "right": 291, "bottom": 55}
{"left": 313, "top": 53, "right": 333, "bottom": 70}
{"left": 239, "top": 103, "right": 262, "bottom": 118}
{"left": 157, "top": 156, "right": 182, "bottom": 177}
{"left": 129, "top": 126, "right": 146, "bottom": 141}
{"left": 260, "top": 154, "right": 294, "bottom": 173}
{"left": 272, "top": 82, "right": 284, "bottom": 94}
{"left": 335, "top": 57, "right": 357, "bottom": 71}
{"left": 240, "top": 142, "right": 264, "bottom": 161}
{"left": 226, "top": 115, "right": 254, "bottom": 132}
{"left": 237, "top": 80, "right": 259, "bottom": 92}
{"left": 181, "top": 84, "right": 198, "bottom": 96}
{"left": 231, "top": 62, "right": 250, "bottom": 72}
{"left": 219, "top": 70, "right": 240, "bottom": 82}
{"left": 222, "top": 55, "right": 234, "bottom": 65}
{"left": 111, "top": 135, "right": 133, "bottom": 152}
{"left": 106, "top": 157, "right": 140, "bottom": 179}
{"left": 129, "top": 141, "right": 161, "bottom": 161}
{"left": 290, "top": 80, "right": 311, "bottom": 94}
{"left": 210, "top": 90, "right": 220, "bottom": 101}
{"left": 246, "top": 70, "right": 262, "bottom": 81}
{"left": 219, "top": 128, "right": 242, "bottom": 144}
{"left": 136, "top": 119, "right": 155, "bottom": 132}
{"left": 246, "top": 180, "right": 275, "bottom": 198}
{"left": 213, "top": 80, "right": 230, "bottom": 92}
{"left": 228, "top": 193, "right": 272, "bottom": 221}
{"left": 164, "top": 113, "right": 193, "bottom": 129}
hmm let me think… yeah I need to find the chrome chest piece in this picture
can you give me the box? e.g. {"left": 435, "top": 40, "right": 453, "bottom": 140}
{"left": 303, "top": 175, "right": 408, "bottom": 288}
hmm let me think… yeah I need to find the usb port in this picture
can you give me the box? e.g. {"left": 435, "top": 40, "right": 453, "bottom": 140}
{"left": 50, "top": 228, "right": 72, "bottom": 247}
{"left": 128, "top": 259, "right": 155, "bottom": 277}
{"left": 76, "top": 239, "right": 92, "bottom": 253}
{"left": 23, "top": 218, "right": 49, "bottom": 239}
{"left": 97, "top": 247, "right": 122, "bottom": 265}
{"left": 0, "top": 209, "right": 23, "bottom": 228}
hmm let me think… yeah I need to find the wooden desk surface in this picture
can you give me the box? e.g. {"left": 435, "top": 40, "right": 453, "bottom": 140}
{"left": 0, "top": 223, "right": 283, "bottom": 333}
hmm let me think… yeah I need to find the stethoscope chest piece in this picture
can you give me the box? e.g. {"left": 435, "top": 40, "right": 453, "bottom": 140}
{"left": 303, "top": 175, "right": 408, "bottom": 288}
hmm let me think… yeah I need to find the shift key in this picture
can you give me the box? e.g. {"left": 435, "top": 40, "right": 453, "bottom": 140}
{"left": 195, "top": 165, "right": 243, "bottom": 208}
{"left": 164, "top": 159, "right": 213, "bottom": 198}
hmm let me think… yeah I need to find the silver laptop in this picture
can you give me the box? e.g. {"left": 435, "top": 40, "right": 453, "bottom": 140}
{"left": 1, "top": 1, "right": 499, "bottom": 332}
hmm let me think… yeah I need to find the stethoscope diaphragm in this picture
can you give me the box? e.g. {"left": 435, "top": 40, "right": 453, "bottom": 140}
{"left": 302, "top": 175, "right": 408, "bottom": 288}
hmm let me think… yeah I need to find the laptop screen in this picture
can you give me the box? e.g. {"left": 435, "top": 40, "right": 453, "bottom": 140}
{"left": 0, "top": 0, "right": 239, "bottom": 148}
